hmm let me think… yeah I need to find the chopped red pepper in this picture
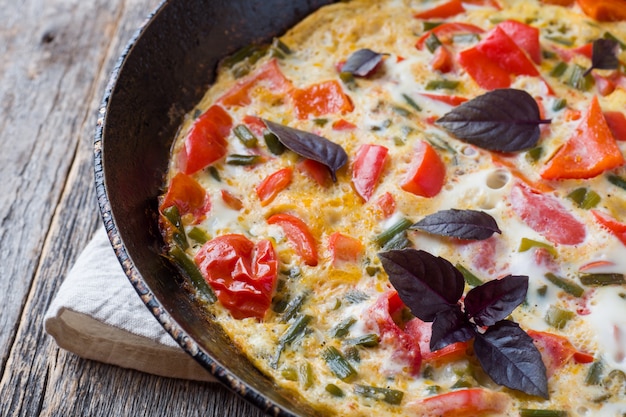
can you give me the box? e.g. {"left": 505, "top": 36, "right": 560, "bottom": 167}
{"left": 375, "top": 192, "right": 396, "bottom": 218}
{"left": 591, "top": 210, "right": 626, "bottom": 246}
{"left": 401, "top": 140, "right": 446, "bottom": 198}
{"left": 256, "top": 167, "right": 293, "bottom": 206}
{"left": 195, "top": 234, "right": 278, "bottom": 320}
{"left": 408, "top": 388, "right": 511, "bottom": 417}
{"left": 160, "top": 172, "right": 212, "bottom": 224}
{"left": 352, "top": 144, "right": 389, "bottom": 202}
{"left": 527, "top": 330, "right": 594, "bottom": 377}
{"left": 458, "top": 46, "right": 512, "bottom": 90}
{"left": 297, "top": 159, "right": 332, "bottom": 187}
{"left": 416, "top": 22, "right": 484, "bottom": 50}
{"left": 604, "top": 111, "right": 626, "bottom": 141}
{"left": 291, "top": 80, "right": 354, "bottom": 120}
{"left": 430, "top": 44, "right": 454, "bottom": 73}
{"left": 414, "top": 0, "right": 465, "bottom": 19}
{"left": 576, "top": 0, "right": 626, "bottom": 21}
{"left": 242, "top": 115, "right": 267, "bottom": 137}
{"left": 331, "top": 119, "right": 357, "bottom": 130}
{"left": 179, "top": 105, "right": 232, "bottom": 175}
{"left": 220, "top": 189, "right": 243, "bottom": 211}
{"left": 475, "top": 27, "right": 540, "bottom": 77}
{"left": 419, "top": 92, "right": 468, "bottom": 106}
{"left": 218, "top": 59, "right": 293, "bottom": 107}
{"left": 267, "top": 213, "right": 319, "bottom": 266}
{"left": 541, "top": 96, "right": 625, "bottom": 180}
{"left": 328, "top": 232, "right": 364, "bottom": 265}
{"left": 496, "top": 20, "right": 542, "bottom": 64}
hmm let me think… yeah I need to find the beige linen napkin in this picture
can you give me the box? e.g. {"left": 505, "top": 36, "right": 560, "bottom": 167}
{"left": 44, "top": 227, "right": 215, "bottom": 382}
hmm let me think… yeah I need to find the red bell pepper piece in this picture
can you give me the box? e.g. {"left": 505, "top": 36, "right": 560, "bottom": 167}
{"left": 541, "top": 96, "right": 625, "bottom": 180}
{"left": 527, "top": 330, "right": 594, "bottom": 377}
{"left": 331, "top": 119, "right": 357, "bottom": 131}
{"left": 475, "top": 26, "right": 540, "bottom": 77}
{"left": 375, "top": 192, "right": 396, "bottom": 218}
{"left": 218, "top": 59, "right": 293, "bottom": 107}
{"left": 408, "top": 388, "right": 511, "bottom": 417}
{"left": 604, "top": 111, "right": 626, "bottom": 141}
{"left": 160, "top": 172, "right": 211, "bottom": 224}
{"left": 591, "top": 210, "right": 626, "bottom": 246}
{"left": 255, "top": 167, "right": 293, "bottom": 206}
{"left": 419, "top": 92, "right": 468, "bottom": 106}
{"left": 400, "top": 140, "right": 446, "bottom": 198}
{"left": 415, "top": 22, "right": 484, "bottom": 50}
{"left": 576, "top": 0, "right": 626, "bottom": 21}
{"left": 220, "top": 189, "right": 243, "bottom": 211}
{"left": 496, "top": 20, "right": 542, "bottom": 64}
{"left": 328, "top": 232, "right": 364, "bottom": 265}
{"left": 242, "top": 115, "right": 267, "bottom": 137}
{"left": 458, "top": 46, "right": 512, "bottom": 90}
{"left": 509, "top": 183, "right": 586, "bottom": 245}
{"left": 297, "top": 158, "right": 332, "bottom": 187}
{"left": 430, "top": 44, "right": 454, "bottom": 73}
{"left": 267, "top": 213, "right": 318, "bottom": 266}
{"left": 195, "top": 234, "right": 278, "bottom": 320}
{"left": 291, "top": 80, "right": 354, "bottom": 120}
{"left": 351, "top": 144, "right": 389, "bottom": 202}
{"left": 179, "top": 105, "right": 232, "bottom": 175}
{"left": 414, "top": 0, "right": 465, "bottom": 19}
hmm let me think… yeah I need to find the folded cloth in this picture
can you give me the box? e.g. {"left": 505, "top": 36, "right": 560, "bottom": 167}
{"left": 44, "top": 227, "right": 215, "bottom": 382}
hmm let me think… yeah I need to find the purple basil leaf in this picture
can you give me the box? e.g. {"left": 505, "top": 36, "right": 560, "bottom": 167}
{"left": 379, "top": 249, "right": 465, "bottom": 321}
{"left": 341, "top": 48, "right": 384, "bottom": 77}
{"left": 430, "top": 307, "right": 475, "bottom": 351}
{"left": 464, "top": 275, "right": 528, "bottom": 327}
{"left": 474, "top": 321, "right": 548, "bottom": 398}
{"left": 436, "top": 89, "right": 550, "bottom": 152}
{"left": 263, "top": 120, "right": 348, "bottom": 181}
{"left": 585, "top": 38, "right": 619, "bottom": 76}
{"left": 411, "top": 209, "right": 501, "bottom": 240}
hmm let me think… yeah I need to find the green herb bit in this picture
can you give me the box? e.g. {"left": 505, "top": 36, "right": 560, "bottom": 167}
{"left": 169, "top": 246, "right": 216, "bottom": 303}
{"left": 312, "top": 118, "right": 329, "bottom": 127}
{"left": 579, "top": 273, "right": 625, "bottom": 286}
{"left": 321, "top": 346, "right": 357, "bottom": 381}
{"left": 209, "top": 166, "right": 221, "bottom": 182}
{"left": 585, "top": 359, "right": 604, "bottom": 385}
{"left": 330, "top": 317, "right": 357, "bottom": 338}
{"left": 526, "top": 146, "right": 544, "bottom": 163}
{"left": 272, "top": 314, "right": 313, "bottom": 368}
{"left": 550, "top": 62, "right": 569, "bottom": 78}
{"left": 425, "top": 79, "right": 460, "bottom": 91}
{"left": 299, "top": 362, "right": 314, "bottom": 389}
{"left": 264, "top": 131, "right": 285, "bottom": 155}
{"left": 608, "top": 174, "right": 626, "bottom": 191}
{"left": 542, "top": 49, "right": 557, "bottom": 60}
{"left": 544, "top": 273, "right": 585, "bottom": 297}
{"left": 226, "top": 154, "right": 263, "bottom": 166}
{"left": 425, "top": 33, "right": 443, "bottom": 53}
{"left": 567, "top": 187, "right": 600, "bottom": 209}
{"left": 392, "top": 106, "right": 411, "bottom": 118}
{"left": 344, "top": 333, "right": 380, "bottom": 347}
{"left": 325, "top": 383, "right": 344, "bottom": 397}
{"left": 281, "top": 292, "right": 308, "bottom": 322}
{"left": 163, "top": 206, "right": 188, "bottom": 250}
{"left": 519, "top": 238, "right": 558, "bottom": 257}
{"left": 455, "top": 263, "right": 483, "bottom": 287}
{"left": 424, "top": 385, "right": 441, "bottom": 396}
{"left": 520, "top": 409, "right": 568, "bottom": 417}
{"left": 423, "top": 21, "right": 443, "bottom": 31}
{"left": 537, "top": 285, "right": 548, "bottom": 297}
{"left": 567, "top": 64, "right": 594, "bottom": 91}
{"left": 402, "top": 93, "right": 422, "bottom": 112}
{"left": 545, "top": 305, "right": 574, "bottom": 329}
{"left": 552, "top": 97, "right": 567, "bottom": 111}
{"left": 354, "top": 384, "right": 404, "bottom": 405}
{"left": 188, "top": 227, "right": 209, "bottom": 244}
{"left": 374, "top": 217, "right": 413, "bottom": 247}
{"left": 233, "top": 124, "right": 258, "bottom": 148}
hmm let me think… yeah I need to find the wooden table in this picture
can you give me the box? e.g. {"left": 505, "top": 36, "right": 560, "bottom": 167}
{"left": 0, "top": 0, "right": 265, "bottom": 415}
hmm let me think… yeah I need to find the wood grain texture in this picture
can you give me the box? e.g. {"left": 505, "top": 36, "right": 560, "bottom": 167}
{"left": 0, "top": 0, "right": 266, "bottom": 415}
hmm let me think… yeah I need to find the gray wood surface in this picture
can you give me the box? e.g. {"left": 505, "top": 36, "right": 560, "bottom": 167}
{"left": 0, "top": 0, "right": 265, "bottom": 415}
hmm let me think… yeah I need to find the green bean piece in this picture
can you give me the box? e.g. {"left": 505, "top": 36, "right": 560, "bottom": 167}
{"left": 209, "top": 166, "right": 221, "bottom": 182}
{"left": 339, "top": 71, "right": 355, "bottom": 85}
{"left": 402, "top": 93, "right": 422, "bottom": 112}
{"left": 365, "top": 265, "right": 380, "bottom": 276}
{"left": 550, "top": 62, "right": 569, "bottom": 78}
{"left": 226, "top": 154, "right": 263, "bottom": 166}
{"left": 344, "top": 346, "right": 361, "bottom": 363}
{"left": 374, "top": 217, "right": 413, "bottom": 247}
{"left": 425, "top": 33, "right": 442, "bottom": 53}
{"left": 392, "top": 106, "right": 411, "bottom": 118}
{"left": 222, "top": 44, "right": 264, "bottom": 68}
{"left": 264, "top": 131, "right": 285, "bottom": 155}
{"left": 425, "top": 79, "right": 460, "bottom": 90}
{"left": 325, "top": 383, "right": 344, "bottom": 397}
{"left": 451, "top": 378, "right": 473, "bottom": 389}
{"left": 345, "top": 290, "right": 369, "bottom": 304}
{"left": 537, "top": 285, "right": 548, "bottom": 297}
{"left": 423, "top": 21, "right": 443, "bottom": 31}
{"left": 455, "top": 263, "right": 483, "bottom": 287}
{"left": 281, "top": 292, "right": 308, "bottom": 322}
{"left": 299, "top": 362, "right": 314, "bottom": 389}
{"left": 545, "top": 305, "right": 574, "bottom": 329}
{"left": 545, "top": 273, "right": 585, "bottom": 297}
{"left": 272, "top": 38, "right": 292, "bottom": 55}
{"left": 585, "top": 360, "right": 604, "bottom": 385}
{"left": 526, "top": 146, "right": 544, "bottom": 163}
{"left": 567, "top": 64, "right": 594, "bottom": 91}
{"left": 188, "top": 227, "right": 209, "bottom": 245}
{"left": 330, "top": 317, "right": 356, "bottom": 338}
{"left": 353, "top": 384, "right": 404, "bottom": 405}
{"left": 162, "top": 206, "right": 188, "bottom": 250}
{"left": 542, "top": 49, "right": 557, "bottom": 59}
{"left": 169, "top": 246, "right": 216, "bottom": 303}
{"left": 519, "top": 238, "right": 558, "bottom": 257}
{"left": 579, "top": 273, "right": 626, "bottom": 286}
{"left": 567, "top": 187, "right": 600, "bottom": 209}
{"left": 272, "top": 314, "right": 313, "bottom": 368}
{"left": 546, "top": 36, "right": 574, "bottom": 46}
{"left": 424, "top": 385, "right": 441, "bottom": 396}
{"left": 281, "top": 367, "right": 298, "bottom": 381}
{"left": 344, "top": 333, "right": 380, "bottom": 347}
{"left": 608, "top": 174, "right": 626, "bottom": 191}
{"left": 321, "top": 346, "right": 357, "bottom": 381}
{"left": 552, "top": 97, "right": 567, "bottom": 111}
{"left": 520, "top": 409, "right": 567, "bottom": 417}
{"left": 233, "top": 124, "right": 258, "bottom": 148}
{"left": 312, "top": 118, "right": 329, "bottom": 126}
{"left": 382, "top": 230, "right": 411, "bottom": 251}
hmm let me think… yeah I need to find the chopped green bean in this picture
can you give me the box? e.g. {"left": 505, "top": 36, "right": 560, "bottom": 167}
{"left": 544, "top": 273, "right": 585, "bottom": 297}
{"left": 226, "top": 154, "right": 263, "bottom": 166}
{"left": 187, "top": 227, "right": 209, "bottom": 244}
{"left": 567, "top": 187, "right": 600, "bottom": 209}
{"left": 423, "top": 21, "right": 443, "bottom": 31}
{"left": 546, "top": 36, "right": 574, "bottom": 46}
{"left": 299, "top": 362, "right": 314, "bottom": 389}
{"left": 519, "top": 238, "right": 557, "bottom": 257}
{"left": 451, "top": 378, "right": 473, "bottom": 389}
{"left": 608, "top": 174, "right": 626, "bottom": 191}
{"left": 382, "top": 230, "right": 411, "bottom": 251}
{"left": 585, "top": 360, "right": 604, "bottom": 385}
{"left": 330, "top": 317, "right": 356, "bottom": 338}
{"left": 344, "top": 333, "right": 380, "bottom": 347}
{"left": 567, "top": 64, "right": 594, "bottom": 91}
{"left": 520, "top": 409, "right": 567, "bottom": 417}
{"left": 169, "top": 246, "right": 216, "bottom": 303}
{"left": 392, "top": 106, "right": 411, "bottom": 118}
{"left": 272, "top": 314, "right": 313, "bottom": 368}
{"left": 325, "top": 383, "right": 344, "bottom": 397}
{"left": 281, "top": 367, "right": 298, "bottom": 381}
{"left": 162, "top": 206, "right": 188, "bottom": 250}
{"left": 354, "top": 384, "right": 404, "bottom": 405}
{"left": 312, "top": 118, "right": 329, "bottom": 126}
{"left": 339, "top": 71, "right": 355, "bottom": 85}
{"left": 345, "top": 290, "right": 369, "bottom": 304}
{"left": 526, "top": 146, "right": 544, "bottom": 163}
{"left": 321, "top": 346, "right": 357, "bottom": 381}
{"left": 366, "top": 265, "right": 380, "bottom": 276}
{"left": 374, "top": 218, "right": 413, "bottom": 247}
{"left": 579, "top": 273, "right": 625, "bottom": 286}
{"left": 222, "top": 44, "right": 266, "bottom": 68}
{"left": 233, "top": 124, "right": 258, "bottom": 148}
{"left": 425, "top": 33, "right": 442, "bottom": 53}
{"left": 264, "top": 131, "right": 285, "bottom": 155}
{"left": 344, "top": 346, "right": 361, "bottom": 363}
{"left": 209, "top": 166, "right": 221, "bottom": 182}
{"left": 603, "top": 31, "right": 626, "bottom": 49}
{"left": 402, "top": 93, "right": 422, "bottom": 112}
{"left": 281, "top": 292, "right": 308, "bottom": 322}
{"left": 425, "top": 79, "right": 459, "bottom": 90}
{"left": 545, "top": 305, "right": 574, "bottom": 329}
{"left": 552, "top": 98, "right": 567, "bottom": 111}
{"left": 455, "top": 263, "right": 483, "bottom": 287}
